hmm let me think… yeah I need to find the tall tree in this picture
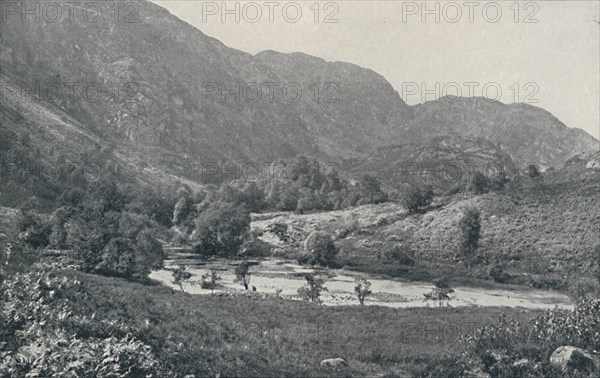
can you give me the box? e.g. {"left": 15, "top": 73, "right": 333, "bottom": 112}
{"left": 459, "top": 207, "right": 481, "bottom": 270}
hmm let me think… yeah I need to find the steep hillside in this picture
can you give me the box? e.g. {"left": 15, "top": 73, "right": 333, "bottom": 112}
{"left": 0, "top": 0, "right": 409, "bottom": 181}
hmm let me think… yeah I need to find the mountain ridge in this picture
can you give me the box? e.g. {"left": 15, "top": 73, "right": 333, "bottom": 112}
{"left": 0, "top": 0, "right": 597, "bottom": 189}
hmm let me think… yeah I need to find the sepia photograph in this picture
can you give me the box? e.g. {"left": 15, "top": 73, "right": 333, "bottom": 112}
{"left": 0, "top": 0, "right": 599, "bottom": 376}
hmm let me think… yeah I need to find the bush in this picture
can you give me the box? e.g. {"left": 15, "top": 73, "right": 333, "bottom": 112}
{"left": 354, "top": 277, "right": 372, "bottom": 305}
{"left": 462, "top": 299, "right": 600, "bottom": 376}
{"left": 384, "top": 244, "right": 415, "bottom": 265}
{"left": 403, "top": 186, "right": 433, "bottom": 214}
{"left": 234, "top": 262, "right": 251, "bottom": 290}
{"left": 17, "top": 211, "right": 51, "bottom": 249}
{"left": 297, "top": 273, "right": 327, "bottom": 303}
{"left": 0, "top": 269, "right": 163, "bottom": 376}
{"left": 201, "top": 269, "right": 221, "bottom": 293}
{"left": 239, "top": 236, "right": 271, "bottom": 258}
{"left": 303, "top": 232, "right": 337, "bottom": 267}
{"left": 471, "top": 171, "right": 491, "bottom": 194}
{"left": 172, "top": 265, "right": 192, "bottom": 291}
{"left": 423, "top": 278, "right": 454, "bottom": 307}
{"left": 269, "top": 223, "right": 289, "bottom": 241}
{"left": 489, "top": 264, "right": 511, "bottom": 284}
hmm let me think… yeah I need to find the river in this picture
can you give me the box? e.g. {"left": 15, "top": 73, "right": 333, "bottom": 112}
{"left": 149, "top": 255, "right": 573, "bottom": 309}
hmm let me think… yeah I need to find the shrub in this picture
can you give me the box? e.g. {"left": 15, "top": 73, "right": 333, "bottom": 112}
{"left": 303, "top": 231, "right": 337, "bottom": 267}
{"left": 423, "top": 278, "right": 454, "bottom": 307}
{"left": 471, "top": 171, "right": 491, "bottom": 194}
{"left": 489, "top": 264, "right": 511, "bottom": 284}
{"left": 17, "top": 211, "right": 51, "bottom": 249}
{"left": 354, "top": 277, "right": 372, "bottom": 305}
{"left": 384, "top": 244, "right": 415, "bottom": 265}
{"left": 239, "top": 236, "right": 271, "bottom": 258}
{"left": 526, "top": 164, "right": 540, "bottom": 179}
{"left": 0, "top": 269, "right": 163, "bottom": 377}
{"left": 172, "top": 265, "right": 192, "bottom": 291}
{"left": 269, "top": 223, "right": 289, "bottom": 241}
{"left": 462, "top": 299, "right": 600, "bottom": 375}
{"left": 201, "top": 268, "right": 221, "bottom": 293}
{"left": 234, "top": 262, "right": 251, "bottom": 290}
{"left": 403, "top": 186, "right": 433, "bottom": 214}
{"left": 297, "top": 273, "right": 327, "bottom": 304}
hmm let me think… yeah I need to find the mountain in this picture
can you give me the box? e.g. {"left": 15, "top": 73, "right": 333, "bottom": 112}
{"left": 407, "top": 97, "right": 598, "bottom": 169}
{"left": 1, "top": 0, "right": 597, "bottom": 190}
{"left": 0, "top": 0, "right": 409, "bottom": 183}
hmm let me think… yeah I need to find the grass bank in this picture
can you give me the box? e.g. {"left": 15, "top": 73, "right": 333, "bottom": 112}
{"left": 62, "top": 269, "right": 542, "bottom": 377}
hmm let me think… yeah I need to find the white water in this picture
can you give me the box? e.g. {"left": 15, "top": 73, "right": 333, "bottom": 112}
{"left": 149, "top": 256, "right": 573, "bottom": 309}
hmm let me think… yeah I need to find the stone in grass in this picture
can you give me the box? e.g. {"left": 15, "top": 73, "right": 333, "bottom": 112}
{"left": 320, "top": 358, "right": 347, "bottom": 368}
{"left": 549, "top": 346, "right": 599, "bottom": 375}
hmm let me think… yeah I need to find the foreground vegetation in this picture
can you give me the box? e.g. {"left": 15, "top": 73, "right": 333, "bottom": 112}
{"left": 2, "top": 136, "right": 598, "bottom": 376}
{"left": 0, "top": 259, "right": 554, "bottom": 377}
{"left": 2, "top": 258, "right": 598, "bottom": 377}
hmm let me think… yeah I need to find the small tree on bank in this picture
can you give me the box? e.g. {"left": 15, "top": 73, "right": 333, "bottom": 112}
{"left": 234, "top": 262, "right": 251, "bottom": 290}
{"left": 354, "top": 277, "right": 372, "bottom": 305}
{"left": 201, "top": 268, "right": 221, "bottom": 294}
{"left": 172, "top": 265, "right": 192, "bottom": 292}
{"left": 459, "top": 207, "right": 481, "bottom": 270}
{"left": 424, "top": 278, "right": 454, "bottom": 307}
{"left": 297, "top": 273, "right": 328, "bottom": 304}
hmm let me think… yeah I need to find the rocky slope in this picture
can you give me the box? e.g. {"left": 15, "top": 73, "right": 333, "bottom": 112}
{"left": 349, "top": 135, "right": 517, "bottom": 190}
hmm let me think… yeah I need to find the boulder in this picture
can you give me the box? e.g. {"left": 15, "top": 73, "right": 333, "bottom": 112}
{"left": 549, "top": 346, "right": 599, "bottom": 374}
{"left": 320, "top": 358, "right": 347, "bottom": 368}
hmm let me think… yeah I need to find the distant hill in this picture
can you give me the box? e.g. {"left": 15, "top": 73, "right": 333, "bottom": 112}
{"left": 407, "top": 97, "right": 598, "bottom": 169}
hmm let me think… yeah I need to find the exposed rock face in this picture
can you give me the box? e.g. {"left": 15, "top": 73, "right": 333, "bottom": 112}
{"left": 549, "top": 346, "right": 599, "bottom": 374}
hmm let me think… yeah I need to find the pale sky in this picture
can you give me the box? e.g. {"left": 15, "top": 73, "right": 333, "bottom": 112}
{"left": 154, "top": 0, "right": 600, "bottom": 139}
